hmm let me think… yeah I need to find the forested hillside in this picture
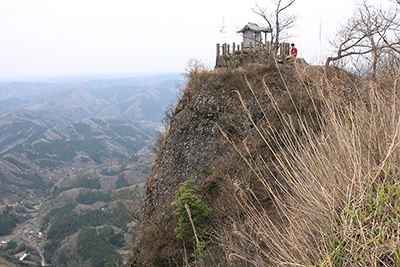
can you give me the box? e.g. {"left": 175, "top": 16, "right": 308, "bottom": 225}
{"left": 0, "top": 110, "right": 156, "bottom": 205}
{"left": 0, "top": 74, "right": 180, "bottom": 266}
{"left": 0, "top": 107, "right": 155, "bottom": 265}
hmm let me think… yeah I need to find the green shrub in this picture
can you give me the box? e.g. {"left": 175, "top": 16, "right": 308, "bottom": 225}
{"left": 172, "top": 178, "right": 212, "bottom": 241}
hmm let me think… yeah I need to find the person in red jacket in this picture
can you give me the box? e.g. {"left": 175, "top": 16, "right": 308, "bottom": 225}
{"left": 286, "top": 43, "right": 297, "bottom": 62}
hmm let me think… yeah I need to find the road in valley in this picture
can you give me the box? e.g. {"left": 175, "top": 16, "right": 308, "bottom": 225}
{"left": 21, "top": 205, "right": 45, "bottom": 266}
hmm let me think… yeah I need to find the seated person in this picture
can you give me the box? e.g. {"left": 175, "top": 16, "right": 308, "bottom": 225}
{"left": 286, "top": 43, "right": 297, "bottom": 62}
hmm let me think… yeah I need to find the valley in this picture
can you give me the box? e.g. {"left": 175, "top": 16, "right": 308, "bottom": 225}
{"left": 0, "top": 74, "right": 182, "bottom": 266}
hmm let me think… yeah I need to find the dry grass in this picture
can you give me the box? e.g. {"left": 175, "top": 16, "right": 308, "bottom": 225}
{"left": 218, "top": 63, "right": 400, "bottom": 266}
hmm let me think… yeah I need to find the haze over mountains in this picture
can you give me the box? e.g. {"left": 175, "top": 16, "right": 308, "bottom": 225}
{"left": 0, "top": 73, "right": 183, "bottom": 121}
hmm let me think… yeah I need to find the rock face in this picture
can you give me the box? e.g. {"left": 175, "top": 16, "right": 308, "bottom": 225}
{"left": 129, "top": 63, "right": 318, "bottom": 266}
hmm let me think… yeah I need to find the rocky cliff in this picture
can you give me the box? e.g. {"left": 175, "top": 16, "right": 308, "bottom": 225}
{"left": 128, "top": 62, "right": 324, "bottom": 266}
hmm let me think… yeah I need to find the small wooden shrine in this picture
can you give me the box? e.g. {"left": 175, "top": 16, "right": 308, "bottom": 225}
{"left": 237, "top": 22, "right": 271, "bottom": 50}
{"left": 215, "top": 22, "right": 291, "bottom": 68}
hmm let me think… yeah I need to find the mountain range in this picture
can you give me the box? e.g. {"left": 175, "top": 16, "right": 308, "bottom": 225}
{"left": 0, "top": 109, "right": 157, "bottom": 205}
{"left": 0, "top": 74, "right": 183, "bottom": 122}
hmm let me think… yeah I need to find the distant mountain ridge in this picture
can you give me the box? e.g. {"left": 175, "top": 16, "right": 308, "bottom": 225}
{"left": 0, "top": 74, "right": 183, "bottom": 121}
{"left": 0, "top": 73, "right": 183, "bottom": 100}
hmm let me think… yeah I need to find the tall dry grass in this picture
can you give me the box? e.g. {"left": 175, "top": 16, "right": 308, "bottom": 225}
{"left": 218, "top": 64, "right": 400, "bottom": 266}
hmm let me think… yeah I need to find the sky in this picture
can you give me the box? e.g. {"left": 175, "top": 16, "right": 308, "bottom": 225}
{"left": 0, "top": 0, "right": 393, "bottom": 80}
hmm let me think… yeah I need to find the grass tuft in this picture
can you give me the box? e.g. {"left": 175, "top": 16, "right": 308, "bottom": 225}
{"left": 218, "top": 63, "right": 400, "bottom": 266}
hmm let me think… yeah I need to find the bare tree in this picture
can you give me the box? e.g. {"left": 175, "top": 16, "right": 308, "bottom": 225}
{"left": 379, "top": 1, "right": 400, "bottom": 55}
{"left": 326, "top": 1, "right": 400, "bottom": 76}
{"left": 253, "top": 0, "right": 298, "bottom": 55}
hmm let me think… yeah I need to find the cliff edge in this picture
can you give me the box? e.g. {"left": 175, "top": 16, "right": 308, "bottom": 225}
{"left": 128, "top": 62, "right": 324, "bottom": 266}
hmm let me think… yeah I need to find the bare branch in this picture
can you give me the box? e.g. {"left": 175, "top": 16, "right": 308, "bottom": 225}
{"left": 253, "top": 0, "right": 297, "bottom": 55}
{"left": 277, "top": 0, "right": 296, "bottom": 14}
{"left": 326, "top": 1, "right": 400, "bottom": 76}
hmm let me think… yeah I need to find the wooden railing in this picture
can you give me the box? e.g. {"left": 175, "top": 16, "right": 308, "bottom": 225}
{"left": 216, "top": 42, "right": 290, "bottom": 57}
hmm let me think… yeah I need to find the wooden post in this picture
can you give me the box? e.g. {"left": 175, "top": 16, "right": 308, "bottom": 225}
{"left": 237, "top": 44, "right": 240, "bottom": 53}
{"left": 216, "top": 43, "right": 220, "bottom": 57}
{"left": 223, "top": 43, "right": 226, "bottom": 56}
{"left": 232, "top": 42, "right": 235, "bottom": 54}
{"left": 258, "top": 42, "right": 261, "bottom": 54}
{"left": 265, "top": 32, "right": 267, "bottom": 48}
{"left": 227, "top": 44, "right": 230, "bottom": 55}
{"left": 249, "top": 42, "right": 252, "bottom": 54}
{"left": 241, "top": 42, "right": 244, "bottom": 55}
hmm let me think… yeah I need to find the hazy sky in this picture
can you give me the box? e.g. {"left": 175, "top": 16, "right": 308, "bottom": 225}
{"left": 0, "top": 0, "right": 392, "bottom": 80}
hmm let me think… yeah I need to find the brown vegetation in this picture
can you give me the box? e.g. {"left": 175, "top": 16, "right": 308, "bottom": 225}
{"left": 129, "top": 61, "right": 319, "bottom": 266}
{"left": 129, "top": 58, "right": 400, "bottom": 266}
{"left": 217, "top": 66, "right": 400, "bottom": 266}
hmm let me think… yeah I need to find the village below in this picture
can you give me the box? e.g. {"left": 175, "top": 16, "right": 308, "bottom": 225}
{"left": 1, "top": 201, "right": 44, "bottom": 265}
